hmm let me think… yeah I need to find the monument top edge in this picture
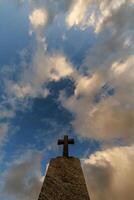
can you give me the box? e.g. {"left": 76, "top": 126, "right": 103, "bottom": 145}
{"left": 50, "top": 156, "right": 79, "bottom": 160}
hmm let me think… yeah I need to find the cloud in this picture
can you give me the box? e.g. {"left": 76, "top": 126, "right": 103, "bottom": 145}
{"left": 61, "top": 60, "right": 134, "bottom": 141}
{"left": 50, "top": 54, "right": 74, "bottom": 80}
{"left": 29, "top": 9, "right": 48, "bottom": 29}
{"left": 2, "top": 151, "right": 43, "bottom": 200}
{"left": 0, "top": 123, "right": 9, "bottom": 146}
{"left": 29, "top": 7, "right": 49, "bottom": 45}
{"left": 82, "top": 145, "right": 134, "bottom": 200}
{"left": 4, "top": 50, "right": 74, "bottom": 112}
{"left": 66, "top": 0, "right": 134, "bottom": 32}
{"left": 0, "top": 110, "right": 15, "bottom": 119}
{"left": 9, "top": 83, "right": 36, "bottom": 99}
{"left": 66, "top": 0, "right": 90, "bottom": 27}
{"left": 88, "top": 0, "right": 127, "bottom": 33}
{"left": 60, "top": 1, "right": 134, "bottom": 142}
{"left": 85, "top": 1, "right": 134, "bottom": 67}
{"left": 93, "top": 0, "right": 134, "bottom": 33}
{"left": 74, "top": 73, "right": 103, "bottom": 97}
{"left": 2, "top": 1, "right": 77, "bottom": 112}
{"left": 7, "top": 82, "right": 49, "bottom": 100}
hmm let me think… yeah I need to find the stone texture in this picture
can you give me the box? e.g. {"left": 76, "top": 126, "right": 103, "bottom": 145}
{"left": 38, "top": 157, "right": 90, "bottom": 200}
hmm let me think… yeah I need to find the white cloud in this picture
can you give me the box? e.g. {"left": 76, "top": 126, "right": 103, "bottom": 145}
{"left": 49, "top": 54, "right": 74, "bottom": 81}
{"left": 83, "top": 145, "right": 134, "bottom": 200}
{"left": 5, "top": 51, "right": 74, "bottom": 103}
{"left": 6, "top": 83, "right": 50, "bottom": 103}
{"left": 75, "top": 73, "right": 103, "bottom": 97}
{"left": 90, "top": 0, "right": 127, "bottom": 33}
{"left": 29, "top": 9, "right": 48, "bottom": 29}
{"left": 111, "top": 56, "right": 134, "bottom": 77}
{"left": 66, "top": 0, "right": 90, "bottom": 27}
{"left": 10, "top": 83, "right": 36, "bottom": 99}
{"left": 31, "top": 51, "right": 74, "bottom": 85}
{"left": 29, "top": 8, "right": 48, "bottom": 45}
{"left": 66, "top": 0, "right": 134, "bottom": 32}
{"left": 61, "top": 58, "right": 134, "bottom": 141}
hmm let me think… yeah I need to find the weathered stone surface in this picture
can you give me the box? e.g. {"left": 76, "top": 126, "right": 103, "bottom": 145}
{"left": 38, "top": 157, "right": 90, "bottom": 200}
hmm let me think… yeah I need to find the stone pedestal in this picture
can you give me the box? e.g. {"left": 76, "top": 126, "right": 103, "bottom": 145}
{"left": 38, "top": 157, "right": 90, "bottom": 200}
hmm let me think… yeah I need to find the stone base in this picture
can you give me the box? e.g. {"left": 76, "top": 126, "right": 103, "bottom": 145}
{"left": 38, "top": 157, "right": 90, "bottom": 200}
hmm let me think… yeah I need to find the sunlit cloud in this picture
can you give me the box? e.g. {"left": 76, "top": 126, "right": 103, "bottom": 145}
{"left": 29, "top": 9, "right": 48, "bottom": 29}
{"left": 83, "top": 145, "right": 134, "bottom": 200}
{"left": 60, "top": 0, "right": 134, "bottom": 142}
{"left": 66, "top": 0, "right": 90, "bottom": 27}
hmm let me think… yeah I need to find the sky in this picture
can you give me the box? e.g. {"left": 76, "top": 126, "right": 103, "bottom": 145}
{"left": 0, "top": 0, "right": 134, "bottom": 200}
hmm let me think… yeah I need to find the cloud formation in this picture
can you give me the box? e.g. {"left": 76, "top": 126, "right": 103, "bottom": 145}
{"left": 61, "top": 0, "right": 134, "bottom": 142}
{"left": 0, "top": 123, "right": 9, "bottom": 146}
{"left": 66, "top": 0, "right": 134, "bottom": 32}
{"left": 2, "top": 151, "right": 43, "bottom": 200}
{"left": 83, "top": 145, "right": 134, "bottom": 200}
{"left": 5, "top": 51, "right": 74, "bottom": 104}
{"left": 29, "top": 9, "right": 48, "bottom": 29}
{"left": 66, "top": 0, "right": 90, "bottom": 27}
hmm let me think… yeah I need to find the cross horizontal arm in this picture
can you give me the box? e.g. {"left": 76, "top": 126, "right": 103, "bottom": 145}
{"left": 68, "top": 139, "right": 74, "bottom": 144}
{"left": 58, "top": 139, "right": 64, "bottom": 145}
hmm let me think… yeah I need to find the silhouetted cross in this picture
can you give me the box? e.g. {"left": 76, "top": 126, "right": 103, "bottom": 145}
{"left": 58, "top": 135, "right": 74, "bottom": 157}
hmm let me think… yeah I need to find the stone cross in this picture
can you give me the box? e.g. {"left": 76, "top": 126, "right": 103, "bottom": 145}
{"left": 58, "top": 135, "right": 74, "bottom": 157}
{"left": 38, "top": 135, "right": 90, "bottom": 200}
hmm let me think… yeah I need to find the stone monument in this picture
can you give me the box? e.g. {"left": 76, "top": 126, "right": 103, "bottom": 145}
{"left": 38, "top": 135, "right": 90, "bottom": 200}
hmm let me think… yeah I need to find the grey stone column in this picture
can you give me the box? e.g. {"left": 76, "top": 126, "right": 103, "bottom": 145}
{"left": 38, "top": 157, "right": 90, "bottom": 200}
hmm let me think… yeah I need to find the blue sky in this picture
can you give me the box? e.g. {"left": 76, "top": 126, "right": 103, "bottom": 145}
{"left": 0, "top": 1, "right": 134, "bottom": 200}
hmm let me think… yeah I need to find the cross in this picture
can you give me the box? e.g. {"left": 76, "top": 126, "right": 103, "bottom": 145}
{"left": 58, "top": 135, "right": 74, "bottom": 157}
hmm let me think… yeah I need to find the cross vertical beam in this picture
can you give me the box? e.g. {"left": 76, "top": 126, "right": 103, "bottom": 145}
{"left": 58, "top": 135, "right": 74, "bottom": 157}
